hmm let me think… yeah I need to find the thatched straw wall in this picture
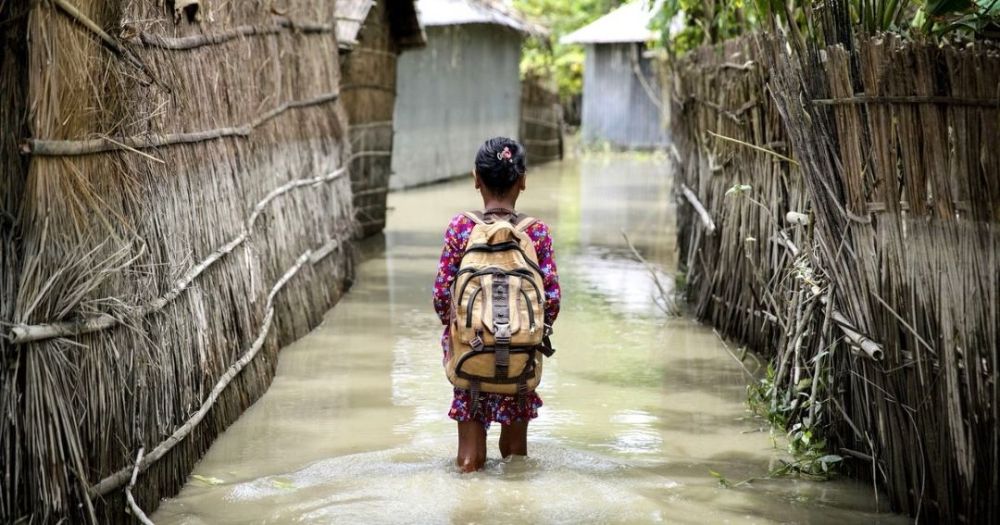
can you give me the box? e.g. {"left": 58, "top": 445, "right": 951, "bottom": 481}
{"left": 339, "top": 0, "right": 423, "bottom": 238}
{"left": 671, "top": 34, "right": 1000, "bottom": 522}
{"left": 520, "top": 73, "right": 564, "bottom": 165}
{"left": 1, "top": 1, "right": 356, "bottom": 522}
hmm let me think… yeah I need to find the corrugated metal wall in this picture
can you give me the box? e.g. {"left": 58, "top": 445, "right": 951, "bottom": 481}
{"left": 581, "top": 43, "right": 668, "bottom": 149}
{"left": 392, "top": 24, "right": 522, "bottom": 189}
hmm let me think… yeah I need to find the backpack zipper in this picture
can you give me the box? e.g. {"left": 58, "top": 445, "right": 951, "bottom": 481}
{"left": 456, "top": 268, "right": 543, "bottom": 307}
{"left": 520, "top": 289, "right": 536, "bottom": 332}
{"left": 465, "top": 287, "right": 482, "bottom": 328}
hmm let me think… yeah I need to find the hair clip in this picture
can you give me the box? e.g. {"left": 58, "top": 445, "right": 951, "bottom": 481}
{"left": 497, "top": 146, "right": 512, "bottom": 162}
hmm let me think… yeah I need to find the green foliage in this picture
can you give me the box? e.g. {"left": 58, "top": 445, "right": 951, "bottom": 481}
{"left": 652, "top": 0, "right": 759, "bottom": 55}
{"left": 514, "top": 0, "right": 623, "bottom": 99}
{"left": 914, "top": 0, "right": 1000, "bottom": 38}
{"left": 857, "top": 0, "right": 910, "bottom": 32}
{"left": 653, "top": 0, "right": 1000, "bottom": 54}
{"left": 746, "top": 362, "right": 843, "bottom": 479}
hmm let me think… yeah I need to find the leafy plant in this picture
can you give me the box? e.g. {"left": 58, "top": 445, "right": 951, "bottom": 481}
{"left": 653, "top": 0, "right": 760, "bottom": 55}
{"left": 914, "top": 0, "right": 1000, "bottom": 37}
{"left": 514, "top": 0, "right": 623, "bottom": 100}
{"left": 653, "top": 0, "right": 1000, "bottom": 55}
{"left": 746, "top": 360, "right": 843, "bottom": 479}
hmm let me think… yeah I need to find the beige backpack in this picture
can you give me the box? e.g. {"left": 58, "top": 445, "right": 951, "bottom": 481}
{"left": 446, "top": 211, "right": 555, "bottom": 405}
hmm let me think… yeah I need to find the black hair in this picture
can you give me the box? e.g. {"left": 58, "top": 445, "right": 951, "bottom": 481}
{"left": 474, "top": 137, "right": 526, "bottom": 194}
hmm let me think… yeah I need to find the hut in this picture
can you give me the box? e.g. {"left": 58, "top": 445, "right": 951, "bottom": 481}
{"left": 1, "top": 1, "right": 355, "bottom": 522}
{"left": 561, "top": 0, "right": 668, "bottom": 149}
{"left": 390, "top": 0, "right": 533, "bottom": 189}
{"left": 337, "top": 0, "right": 425, "bottom": 237}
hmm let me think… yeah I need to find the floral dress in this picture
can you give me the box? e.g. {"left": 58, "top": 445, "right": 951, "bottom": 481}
{"left": 433, "top": 213, "right": 561, "bottom": 429}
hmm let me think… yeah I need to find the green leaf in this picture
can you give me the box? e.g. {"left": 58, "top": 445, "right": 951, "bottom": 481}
{"left": 191, "top": 474, "right": 224, "bottom": 486}
{"left": 926, "top": 0, "right": 974, "bottom": 16}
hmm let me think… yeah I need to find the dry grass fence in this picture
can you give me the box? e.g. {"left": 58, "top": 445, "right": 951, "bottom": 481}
{"left": 670, "top": 34, "right": 999, "bottom": 522}
{"left": 339, "top": 0, "right": 423, "bottom": 238}
{"left": 1, "top": 1, "right": 360, "bottom": 522}
{"left": 520, "top": 73, "right": 564, "bottom": 165}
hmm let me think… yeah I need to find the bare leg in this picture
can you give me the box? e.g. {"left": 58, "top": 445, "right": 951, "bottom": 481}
{"left": 499, "top": 420, "right": 528, "bottom": 458}
{"left": 456, "top": 421, "right": 487, "bottom": 472}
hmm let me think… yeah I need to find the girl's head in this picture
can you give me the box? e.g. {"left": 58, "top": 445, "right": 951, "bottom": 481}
{"left": 473, "top": 137, "right": 526, "bottom": 199}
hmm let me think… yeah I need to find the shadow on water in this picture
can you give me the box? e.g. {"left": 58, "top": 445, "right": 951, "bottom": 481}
{"left": 153, "top": 155, "right": 905, "bottom": 524}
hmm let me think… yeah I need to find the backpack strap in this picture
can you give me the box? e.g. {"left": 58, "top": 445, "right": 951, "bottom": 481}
{"left": 513, "top": 215, "right": 537, "bottom": 232}
{"left": 463, "top": 211, "right": 487, "bottom": 225}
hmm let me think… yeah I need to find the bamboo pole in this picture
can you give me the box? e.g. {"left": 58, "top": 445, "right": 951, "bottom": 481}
{"left": 22, "top": 91, "right": 340, "bottom": 157}
{"left": 679, "top": 183, "right": 717, "bottom": 235}
{"left": 772, "top": 238, "right": 885, "bottom": 362}
{"left": 90, "top": 246, "right": 317, "bottom": 497}
{"left": 8, "top": 157, "right": 358, "bottom": 344}
{"left": 812, "top": 94, "right": 1000, "bottom": 108}
{"left": 23, "top": 126, "right": 251, "bottom": 156}
{"left": 136, "top": 18, "right": 333, "bottom": 50}
{"left": 123, "top": 448, "right": 153, "bottom": 525}
{"left": 830, "top": 307, "right": 885, "bottom": 361}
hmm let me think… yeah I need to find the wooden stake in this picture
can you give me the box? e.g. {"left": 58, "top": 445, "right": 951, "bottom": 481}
{"left": 679, "top": 183, "right": 717, "bottom": 235}
{"left": 124, "top": 448, "right": 153, "bottom": 525}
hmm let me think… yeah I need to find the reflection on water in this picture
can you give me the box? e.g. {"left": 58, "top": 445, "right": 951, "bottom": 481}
{"left": 154, "top": 155, "right": 904, "bottom": 524}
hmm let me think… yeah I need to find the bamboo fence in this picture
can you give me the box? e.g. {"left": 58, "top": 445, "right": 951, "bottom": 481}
{"left": 0, "top": 1, "right": 360, "bottom": 522}
{"left": 670, "top": 34, "right": 1000, "bottom": 522}
{"left": 520, "top": 73, "right": 564, "bottom": 165}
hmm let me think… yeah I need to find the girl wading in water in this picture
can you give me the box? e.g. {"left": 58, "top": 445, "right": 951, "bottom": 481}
{"left": 433, "top": 137, "right": 561, "bottom": 472}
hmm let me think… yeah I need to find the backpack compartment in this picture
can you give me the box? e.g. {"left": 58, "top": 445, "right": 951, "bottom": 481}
{"left": 452, "top": 346, "right": 538, "bottom": 384}
{"left": 454, "top": 271, "right": 544, "bottom": 347}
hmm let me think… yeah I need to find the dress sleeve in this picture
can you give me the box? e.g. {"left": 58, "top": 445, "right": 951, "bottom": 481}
{"left": 433, "top": 214, "right": 472, "bottom": 325}
{"left": 527, "top": 221, "right": 561, "bottom": 325}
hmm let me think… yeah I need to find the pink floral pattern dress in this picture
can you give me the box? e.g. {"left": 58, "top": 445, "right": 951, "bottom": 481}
{"left": 433, "top": 213, "right": 561, "bottom": 429}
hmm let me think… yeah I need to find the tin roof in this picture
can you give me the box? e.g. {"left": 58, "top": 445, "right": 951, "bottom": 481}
{"left": 560, "top": 1, "right": 660, "bottom": 45}
{"left": 417, "top": 0, "right": 544, "bottom": 35}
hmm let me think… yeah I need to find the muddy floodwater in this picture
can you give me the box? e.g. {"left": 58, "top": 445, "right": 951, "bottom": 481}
{"left": 154, "top": 156, "right": 904, "bottom": 524}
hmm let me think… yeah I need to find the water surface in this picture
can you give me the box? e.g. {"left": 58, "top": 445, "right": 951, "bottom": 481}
{"left": 154, "top": 155, "right": 904, "bottom": 524}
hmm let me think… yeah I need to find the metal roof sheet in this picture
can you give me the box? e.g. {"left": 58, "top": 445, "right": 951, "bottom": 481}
{"left": 417, "top": 0, "right": 541, "bottom": 35}
{"left": 560, "top": 1, "right": 660, "bottom": 45}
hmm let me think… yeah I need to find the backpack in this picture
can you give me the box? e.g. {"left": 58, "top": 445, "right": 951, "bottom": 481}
{"left": 445, "top": 211, "right": 555, "bottom": 405}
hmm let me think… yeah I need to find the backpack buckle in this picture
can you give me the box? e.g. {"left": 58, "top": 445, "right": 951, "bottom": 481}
{"left": 493, "top": 323, "right": 511, "bottom": 379}
{"left": 493, "top": 322, "right": 512, "bottom": 342}
{"left": 470, "top": 330, "right": 485, "bottom": 352}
